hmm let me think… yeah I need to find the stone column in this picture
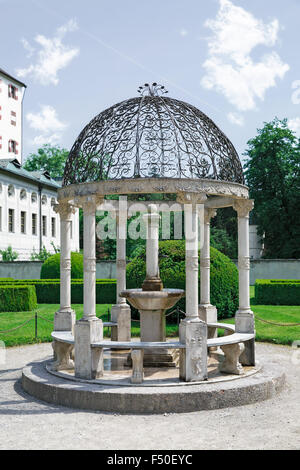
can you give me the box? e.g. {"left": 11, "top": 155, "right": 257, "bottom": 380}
{"left": 177, "top": 193, "right": 208, "bottom": 382}
{"left": 75, "top": 195, "right": 104, "bottom": 380}
{"left": 111, "top": 200, "right": 131, "bottom": 342}
{"left": 53, "top": 202, "right": 76, "bottom": 333}
{"left": 233, "top": 199, "right": 255, "bottom": 366}
{"left": 142, "top": 204, "right": 163, "bottom": 291}
{"left": 199, "top": 208, "right": 218, "bottom": 339}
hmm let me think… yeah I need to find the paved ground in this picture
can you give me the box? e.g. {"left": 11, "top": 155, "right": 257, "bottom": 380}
{"left": 0, "top": 341, "right": 299, "bottom": 450}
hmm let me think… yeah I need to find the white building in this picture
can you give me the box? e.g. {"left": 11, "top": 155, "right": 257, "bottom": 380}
{"left": 0, "top": 68, "right": 26, "bottom": 162}
{"left": 0, "top": 68, "right": 79, "bottom": 260}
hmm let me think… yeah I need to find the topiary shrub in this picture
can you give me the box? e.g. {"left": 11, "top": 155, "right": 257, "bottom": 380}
{"left": 255, "top": 279, "right": 300, "bottom": 305}
{"left": 40, "top": 252, "right": 83, "bottom": 279}
{"left": 0, "top": 278, "right": 116, "bottom": 304}
{"left": 0, "top": 285, "right": 37, "bottom": 312}
{"left": 126, "top": 240, "right": 238, "bottom": 321}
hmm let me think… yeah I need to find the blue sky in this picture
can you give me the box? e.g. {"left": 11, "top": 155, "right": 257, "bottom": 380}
{"left": 1, "top": 0, "right": 300, "bottom": 163}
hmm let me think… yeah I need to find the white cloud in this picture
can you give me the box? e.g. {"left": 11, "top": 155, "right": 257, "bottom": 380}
{"left": 201, "top": 0, "right": 289, "bottom": 111}
{"left": 227, "top": 111, "right": 244, "bottom": 126}
{"left": 26, "top": 105, "right": 68, "bottom": 146}
{"left": 288, "top": 117, "right": 300, "bottom": 135}
{"left": 16, "top": 19, "right": 79, "bottom": 85}
{"left": 179, "top": 28, "right": 188, "bottom": 37}
{"left": 21, "top": 38, "right": 35, "bottom": 58}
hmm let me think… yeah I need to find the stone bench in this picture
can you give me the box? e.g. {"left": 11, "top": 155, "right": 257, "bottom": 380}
{"left": 92, "top": 340, "right": 186, "bottom": 384}
{"left": 52, "top": 325, "right": 255, "bottom": 383}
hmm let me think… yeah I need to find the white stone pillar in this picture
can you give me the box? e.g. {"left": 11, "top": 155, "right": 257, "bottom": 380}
{"left": 142, "top": 204, "right": 162, "bottom": 291}
{"left": 199, "top": 208, "right": 217, "bottom": 326}
{"left": 53, "top": 202, "right": 76, "bottom": 333}
{"left": 233, "top": 199, "right": 255, "bottom": 366}
{"left": 184, "top": 199, "right": 199, "bottom": 321}
{"left": 111, "top": 199, "right": 131, "bottom": 342}
{"left": 177, "top": 193, "right": 208, "bottom": 382}
{"left": 75, "top": 195, "right": 104, "bottom": 380}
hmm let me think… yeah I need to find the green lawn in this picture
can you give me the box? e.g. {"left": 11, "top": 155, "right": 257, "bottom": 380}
{"left": 0, "top": 304, "right": 111, "bottom": 347}
{"left": 219, "top": 286, "right": 300, "bottom": 345}
{"left": 0, "top": 286, "right": 299, "bottom": 347}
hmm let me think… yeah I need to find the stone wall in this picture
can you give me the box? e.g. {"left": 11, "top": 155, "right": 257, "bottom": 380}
{"left": 1, "top": 259, "right": 299, "bottom": 284}
{"left": 0, "top": 260, "right": 116, "bottom": 279}
{"left": 232, "top": 259, "right": 300, "bottom": 284}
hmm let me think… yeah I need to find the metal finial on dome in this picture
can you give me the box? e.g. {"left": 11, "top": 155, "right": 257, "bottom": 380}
{"left": 137, "top": 82, "right": 168, "bottom": 97}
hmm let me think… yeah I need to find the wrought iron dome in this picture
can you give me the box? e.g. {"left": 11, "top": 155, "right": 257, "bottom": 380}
{"left": 63, "top": 83, "right": 244, "bottom": 186}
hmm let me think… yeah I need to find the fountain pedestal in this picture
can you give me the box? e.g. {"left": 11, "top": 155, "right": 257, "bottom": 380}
{"left": 120, "top": 288, "right": 184, "bottom": 367}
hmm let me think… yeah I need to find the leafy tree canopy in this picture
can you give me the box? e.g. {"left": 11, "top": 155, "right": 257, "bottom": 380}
{"left": 244, "top": 117, "right": 300, "bottom": 258}
{"left": 23, "top": 144, "right": 69, "bottom": 179}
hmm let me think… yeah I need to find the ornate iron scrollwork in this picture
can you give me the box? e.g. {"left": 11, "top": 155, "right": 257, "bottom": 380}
{"left": 63, "top": 83, "right": 244, "bottom": 185}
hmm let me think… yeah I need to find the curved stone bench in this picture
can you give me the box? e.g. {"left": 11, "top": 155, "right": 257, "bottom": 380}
{"left": 51, "top": 324, "right": 255, "bottom": 382}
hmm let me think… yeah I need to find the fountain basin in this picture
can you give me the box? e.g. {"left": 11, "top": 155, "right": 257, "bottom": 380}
{"left": 120, "top": 288, "right": 184, "bottom": 311}
{"left": 120, "top": 288, "right": 185, "bottom": 367}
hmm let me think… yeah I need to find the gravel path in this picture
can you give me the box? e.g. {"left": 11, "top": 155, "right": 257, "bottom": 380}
{"left": 0, "top": 342, "right": 299, "bottom": 450}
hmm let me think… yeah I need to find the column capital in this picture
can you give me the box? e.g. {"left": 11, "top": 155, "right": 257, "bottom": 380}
{"left": 233, "top": 199, "right": 254, "bottom": 218}
{"left": 238, "top": 256, "right": 251, "bottom": 270}
{"left": 77, "top": 195, "right": 104, "bottom": 214}
{"left": 186, "top": 256, "right": 199, "bottom": 272}
{"left": 177, "top": 192, "right": 207, "bottom": 206}
{"left": 204, "top": 208, "right": 217, "bottom": 224}
{"left": 54, "top": 202, "right": 76, "bottom": 220}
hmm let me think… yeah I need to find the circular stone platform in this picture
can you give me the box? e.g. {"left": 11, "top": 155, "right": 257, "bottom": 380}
{"left": 22, "top": 359, "right": 286, "bottom": 414}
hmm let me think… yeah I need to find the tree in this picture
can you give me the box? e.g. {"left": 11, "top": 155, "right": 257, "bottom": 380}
{"left": 210, "top": 207, "right": 238, "bottom": 258}
{"left": 244, "top": 118, "right": 300, "bottom": 258}
{"left": 23, "top": 144, "right": 69, "bottom": 178}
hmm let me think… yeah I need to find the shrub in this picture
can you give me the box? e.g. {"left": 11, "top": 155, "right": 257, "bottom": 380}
{"left": 126, "top": 240, "right": 239, "bottom": 321}
{"left": 255, "top": 279, "right": 300, "bottom": 305}
{"left": 0, "top": 278, "right": 116, "bottom": 304}
{"left": 0, "top": 285, "right": 37, "bottom": 312}
{"left": 0, "top": 246, "right": 18, "bottom": 262}
{"left": 40, "top": 252, "right": 83, "bottom": 279}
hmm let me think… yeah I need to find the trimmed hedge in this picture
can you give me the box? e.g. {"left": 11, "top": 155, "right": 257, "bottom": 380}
{"left": 40, "top": 252, "right": 83, "bottom": 279}
{"left": 0, "top": 279, "right": 116, "bottom": 304}
{"left": 0, "top": 285, "right": 37, "bottom": 312}
{"left": 255, "top": 279, "right": 300, "bottom": 305}
{"left": 126, "top": 240, "right": 239, "bottom": 321}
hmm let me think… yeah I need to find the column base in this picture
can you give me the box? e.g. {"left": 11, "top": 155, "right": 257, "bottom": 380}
{"left": 74, "top": 318, "right": 103, "bottom": 380}
{"left": 235, "top": 310, "right": 255, "bottom": 366}
{"left": 198, "top": 304, "right": 218, "bottom": 339}
{"left": 54, "top": 309, "right": 76, "bottom": 333}
{"left": 199, "top": 304, "right": 218, "bottom": 354}
{"left": 111, "top": 303, "right": 131, "bottom": 342}
{"left": 179, "top": 319, "right": 208, "bottom": 382}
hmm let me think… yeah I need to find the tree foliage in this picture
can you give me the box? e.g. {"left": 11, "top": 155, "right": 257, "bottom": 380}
{"left": 23, "top": 144, "right": 69, "bottom": 178}
{"left": 244, "top": 118, "right": 300, "bottom": 258}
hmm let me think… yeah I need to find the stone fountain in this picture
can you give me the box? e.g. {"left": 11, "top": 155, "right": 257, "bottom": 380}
{"left": 120, "top": 205, "right": 184, "bottom": 367}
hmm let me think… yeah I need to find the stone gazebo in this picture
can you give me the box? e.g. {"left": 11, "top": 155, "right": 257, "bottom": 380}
{"left": 51, "top": 83, "right": 256, "bottom": 385}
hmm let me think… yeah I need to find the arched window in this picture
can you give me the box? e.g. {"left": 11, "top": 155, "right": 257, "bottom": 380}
{"left": 8, "top": 184, "right": 15, "bottom": 197}
{"left": 51, "top": 197, "right": 56, "bottom": 207}
{"left": 20, "top": 188, "right": 27, "bottom": 200}
{"left": 41, "top": 195, "right": 47, "bottom": 205}
{"left": 31, "top": 192, "right": 37, "bottom": 204}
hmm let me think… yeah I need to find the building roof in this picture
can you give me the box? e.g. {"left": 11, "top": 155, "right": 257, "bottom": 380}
{"left": 0, "top": 67, "right": 27, "bottom": 88}
{"left": 0, "top": 158, "right": 61, "bottom": 189}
